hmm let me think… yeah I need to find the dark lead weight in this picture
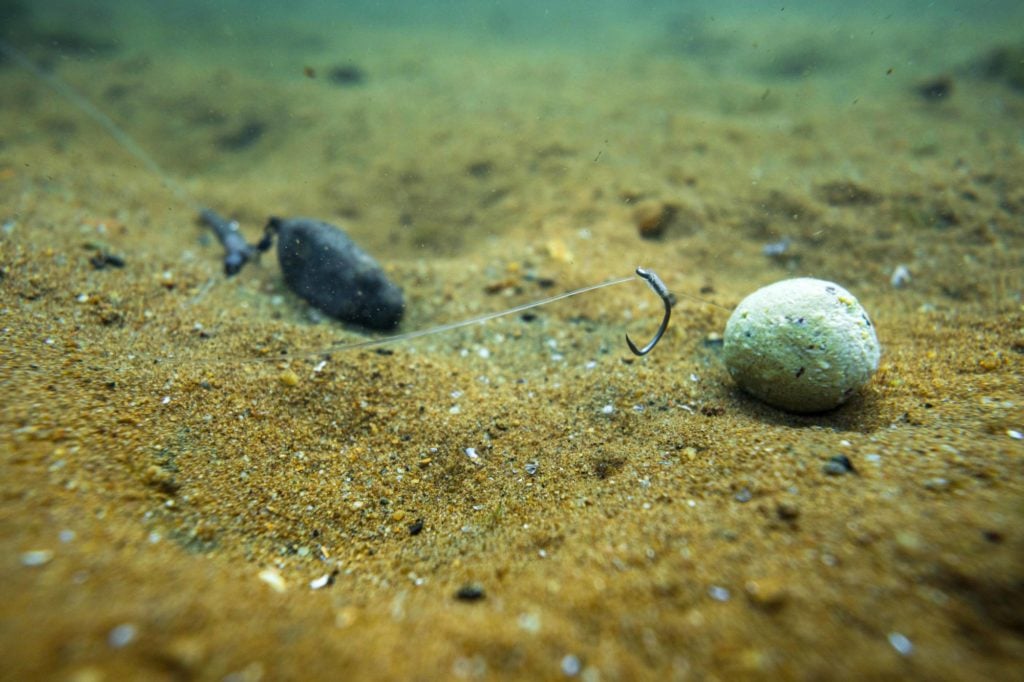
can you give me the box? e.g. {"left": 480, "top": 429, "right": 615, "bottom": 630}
{"left": 266, "top": 217, "right": 405, "bottom": 331}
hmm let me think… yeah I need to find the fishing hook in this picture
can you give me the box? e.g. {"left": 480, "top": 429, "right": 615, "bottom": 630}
{"left": 626, "top": 267, "right": 673, "bottom": 356}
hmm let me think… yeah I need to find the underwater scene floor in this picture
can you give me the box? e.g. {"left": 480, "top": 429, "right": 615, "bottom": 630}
{"left": 1, "top": 2, "right": 1022, "bottom": 679}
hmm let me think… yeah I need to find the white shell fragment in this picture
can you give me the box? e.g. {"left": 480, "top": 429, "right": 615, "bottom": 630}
{"left": 723, "top": 278, "right": 880, "bottom": 413}
{"left": 258, "top": 567, "right": 288, "bottom": 593}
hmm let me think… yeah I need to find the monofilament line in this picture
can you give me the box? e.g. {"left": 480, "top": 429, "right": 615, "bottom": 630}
{"left": 328, "top": 275, "right": 636, "bottom": 352}
{"left": 0, "top": 39, "right": 203, "bottom": 213}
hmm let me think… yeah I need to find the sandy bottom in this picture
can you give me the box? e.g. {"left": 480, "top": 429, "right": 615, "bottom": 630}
{"left": 1, "top": 5, "right": 1023, "bottom": 680}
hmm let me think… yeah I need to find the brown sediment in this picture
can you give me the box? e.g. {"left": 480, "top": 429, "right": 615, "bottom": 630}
{"left": 1, "top": 8, "right": 1023, "bottom": 681}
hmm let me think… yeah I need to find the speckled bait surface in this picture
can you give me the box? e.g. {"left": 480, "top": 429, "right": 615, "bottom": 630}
{"left": 723, "top": 278, "right": 881, "bottom": 413}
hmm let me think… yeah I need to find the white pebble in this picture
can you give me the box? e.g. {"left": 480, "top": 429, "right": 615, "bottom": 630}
{"left": 310, "top": 574, "right": 332, "bottom": 590}
{"left": 518, "top": 612, "right": 542, "bottom": 633}
{"left": 560, "top": 654, "right": 581, "bottom": 676}
{"left": 723, "top": 278, "right": 880, "bottom": 413}
{"left": 20, "top": 550, "right": 53, "bottom": 567}
{"left": 108, "top": 623, "right": 137, "bottom": 648}
{"left": 708, "top": 585, "right": 731, "bottom": 602}
{"left": 258, "top": 567, "right": 287, "bottom": 593}
{"left": 888, "top": 632, "right": 913, "bottom": 656}
{"left": 890, "top": 264, "right": 911, "bottom": 288}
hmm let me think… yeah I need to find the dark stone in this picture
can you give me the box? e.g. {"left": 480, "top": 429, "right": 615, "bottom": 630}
{"left": 268, "top": 217, "right": 404, "bottom": 331}
{"left": 981, "top": 530, "right": 1004, "bottom": 544}
{"left": 455, "top": 583, "right": 485, "bottom": 601}
{"left": 408, "top": 518, "right": 424, "bottom": 536}
{"left": 217, "top": 120, "right": 265, "bottom": 151}
{"left": 976, "top": 45, "right": 1024, "bottom": 92}
{"left": 89, "top": 252, "right": 125, "bottom": 270}
{"left": 823, "top": 454, "right": 857, "bottom": 476}
{"left": 917, "top": 75, "right": 953, "bottom": 101}
{"left": 466, "top": 161, "right": 493, "bottom": 178}
{"left": 776, "top": 502, "right": 800, "bottom": 522}
{"left": 328, "top": 64, "right": 365, "bottom": 86}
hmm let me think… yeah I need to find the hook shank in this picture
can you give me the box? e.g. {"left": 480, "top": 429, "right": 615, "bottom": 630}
{"left": 626, "top": 267, "right": 673, "bottom": 356}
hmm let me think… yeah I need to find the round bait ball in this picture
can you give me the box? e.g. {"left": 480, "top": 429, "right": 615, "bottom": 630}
{"left": 723, "top": 278, "right": 880, "bottom": 413}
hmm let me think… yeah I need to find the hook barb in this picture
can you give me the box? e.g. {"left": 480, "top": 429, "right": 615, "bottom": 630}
{"left": 625, "top": 267, "right": 672, "bottom": 356}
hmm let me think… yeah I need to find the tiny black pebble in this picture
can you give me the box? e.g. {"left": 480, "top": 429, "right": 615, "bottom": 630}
{"left": 217, "top": 120, "right": 265, "bottom": 151}
{"left": 917, "top": 75, "right": 953, "bottom": 100}
{"left": 89, "top": 252, "right": 126, "bottom": 270}
{"left": 776, "top": 502, "right": 800, "bottom": 522}
{"left": 455, "top": 583, "right": 485, "bottom": 601}
{"left": 466, "top": 161, "right": 494, "bottom": 178}
{"left": 823, "top": 454, "right": 857, "bottom": 476}
{"left": 408, "top": 518, "right": 424, "bottom": 536}
{"left": 982, "top": 530, "right": 1004, "bottom": 544}
{"left": 520, "top": 312, "right": 537, "bottom": 323}
{"left": 328, "top": 64, "right": 365, "bottom": 86}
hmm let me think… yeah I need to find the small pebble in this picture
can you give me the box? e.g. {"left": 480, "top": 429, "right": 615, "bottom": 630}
{"left": 279, "top": 369, "right": 300, "bottom": 387}
{"left": 408, "top": 518, "right": 424, "bottom": 536}
{"left": 923, "top": 477, "right": 950, "bottom": 491}
{"left": 708, "top": 585, "right": 731, "bottom": 602}
{"left": 327, "top": 64, "right": 366, "bottom": 86}
{"left": 890, "top": 264, "right": 911, "bottom": 288}
{"left": 776, "top": 502, "right": 800, "bottom": 522}
{"left": 20, "top": 549, "right": 54, "bottom": 567}
{"left": 517, "top": 612, "right": 542, "bottom": 633}
{"left": 917, "top": 75, "right": 952, "bottom": 100}
{"left": 310, "top": 573, "right": 334, "bottom": 590}
{"left": 560, "top": 654, "right": 582, "bottom": 677}
{"left": 108, "top": 623, "right": 137, "bottom": 649}
{"left": 744, "top": 576, "right": 789, "bottom": 611}
{"left": 455, "top": 583, "right": 485, "bottom": 601}
{"left": 525, "top": 461, "right": 539, "bottom": 476}
{"left": 762, "top": 237, "right": 791, "bottom": 257}
{"left": 258, "top": 567, "right": 287, "bottom": 593}
{"left": 888, "top": 632, "right": 913, "bottom": 656}
{"left": 823, "top": 455, "right": 856, "bottom": 476}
